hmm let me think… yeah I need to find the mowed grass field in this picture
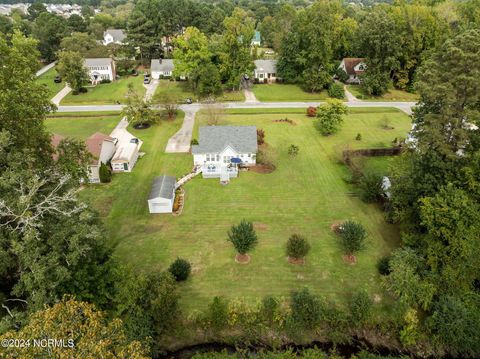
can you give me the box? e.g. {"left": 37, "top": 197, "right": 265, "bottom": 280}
{"left": 45, "top": 112, "right": 121, "bottom": 140}
{"left": 36, "top": 67, "right": 64, "bottom": 99}
{"left": 79, "top": 107, "right": 411, "bottom": 313}
{"left": 347, "top": 84, "right": 420, "bottom": 102}
{"left": 61, "top": 75, "right": 146, "bottom": 105}
{"left": 252, "top": 83, "right": 331, "bottom": 102}
{"left": 154, "top": 80, "right": 245, "bottom": 102}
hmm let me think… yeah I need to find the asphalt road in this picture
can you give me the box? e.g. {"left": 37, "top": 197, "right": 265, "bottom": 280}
{"left": 57, "top": 101, "right": 416, "bottom": 114}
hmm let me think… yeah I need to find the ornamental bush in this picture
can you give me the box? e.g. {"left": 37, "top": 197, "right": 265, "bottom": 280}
{"left": 358, "top": 172, "right": 383, "bottom": 203}
{"left": 227, "top": 219, "right": 258, "bottom": 255}
{"left": 286, "top": 234, "right": 310, "bottom": 259}
{"left": 328, "top": 83, "right": 345, "bottom": 99}
{"left": 349, "top": 290, "right": 373, "bottom": 325}
{"left": 340, "top": 220, "right": 366, "bottom": 254}
{"left": 377, "top": 255, "right": 392, "bottom": 276}
{"left": 306, "top": 106, "right": 317, "bottom": 117}
{"left": 290, "top": 287, "right": 323, "bottom": 330}
{"left": 99, "top": 162, "right": 112, "bottom": 183}
{"left": 168, "top": 258, "right": 191, "bottom": 281}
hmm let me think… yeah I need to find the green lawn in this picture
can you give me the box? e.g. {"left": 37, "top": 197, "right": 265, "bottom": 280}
{"left": 45, "top": 112, "right": 121, "bottom": 140}
{"left": 76, "top": 107, "right": 410, "bottom": 314}
{"left": 154, "top": 80, "right": 244, "bottom": 102}
{"left": 36, "top": 67, "right": 64, "bottom": 99}
{"left": 347, "top": 84, "right": 420, "bottom": 102}
{"left": 252, "top": 83, "right": 330, "bottom": 102}
{"left": 61, "top": 75, "right": 146, "bottom": 105}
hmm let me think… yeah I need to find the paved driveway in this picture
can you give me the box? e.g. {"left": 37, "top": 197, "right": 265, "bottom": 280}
{"left": 110, "top": 117, "right": 143, "bottom": 151}
{"left": 143, "top": 79, "right": 159, "bottom": 101}
{"left": 165, "top": 108, "right": 198, "bottom": 153}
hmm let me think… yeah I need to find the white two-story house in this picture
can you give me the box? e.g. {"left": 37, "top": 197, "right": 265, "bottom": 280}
{"left": 84, "top": 58, "right": 116, "bottom": 84}
{"left": 192, "top": 126, "right": 257, "bottom": 182}
{"left": 151, "top": 59, "right": 174, "bottom": 79}
{"left": 103, "top": 29, "right": 126, "bottom": 45}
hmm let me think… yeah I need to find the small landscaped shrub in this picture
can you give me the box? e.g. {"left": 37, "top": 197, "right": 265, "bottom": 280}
{"left": 315, "top": 99, "right": 348, "bottom": 136}
{"left": 356, "top": 133, "right": 362, "bottom": 141}
{"left": 377, "top": 255, "right": 392, "bottom": 276}
{"left": 168, "top": 258, "right": 191, "bottom": 281}
{"left": 207, "top": 296, "right": 229, "bottom": 331}
{"left": 257, "top": 128, "right": 265, "bottom": 145}
{"left": 190, "top": 138, "right": 199, "bottom": 145}
{"left": 340, "top": 220, "right": 367, "bottom": 254}
{"left": 99, "top": 162, "right": 112, "bottom": 183}
{"left": 100, "top": 78, "right": 111, "bottom": 84}
{"left": 227, "top": 219, "right": 258, "bottom": 257}
{"left": 286, "top": 234, "right": 310, "bottom": 259}
{"left": 349, "top": 290, "right": 373, "bottom": 325}
{"left": 260, "top": 295, "right": 280, "bottom": 324}
{"left": 306, "top": 106, "right": 317, "bottom": 117}
{"left": 380, "top": 115, "right": 393, "bottom": 130}
{"left": 287, "top": 144, "right": 299, "bottom": 157}
{"left": 328, "top": 83, "right": 345, "bottom": 99}
{"left": 290, "top": 287, "right": 323, "bottom": 330}
{"left": 358, "top": 172, "right": 383, "bottom": 203}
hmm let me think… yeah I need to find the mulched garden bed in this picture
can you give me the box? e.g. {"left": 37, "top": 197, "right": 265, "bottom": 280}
{"left": 330, "top": 221, "right": 345, "bottom": 234}
{"left": 287, "top": 256, "right": 305, "bottom": 265}
{"left": 250, "top": 163, "right": 276, "bottom": 173}
{"left": 342, "top": 254, "right": 357, "bottom": 265}
{"left": 172, "top": 187, "right": 185, "bottom": 216}
{"left": 272, "top": 118, "right": 296, "bottom": 125}
{"left": 235, "top": 254, "right": 251, "bottom": 264}
{"left": 133, "top": 123, "right": 151, "bottom": 130}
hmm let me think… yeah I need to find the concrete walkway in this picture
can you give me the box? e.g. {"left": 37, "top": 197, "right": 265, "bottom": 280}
{"left": 165, "top": 108, "right": 198, "bottom": 153}
{"left": 36, "top": 61, "right": 56, "bottom": 77}
{"left": 143, "top": 79, "right": 159, "bottom": 101}
{"left": 244, "top": 88, "right": 258, "bottom": 103}
{"left": 344, "top": 84, "right": 360, "bottom": 102}
{"left": 51, "top": 85, "right": 72, "bottom": 106}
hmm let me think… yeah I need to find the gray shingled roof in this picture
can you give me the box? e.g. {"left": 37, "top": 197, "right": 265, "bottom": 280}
{"left": 148, "top": 175, "right": 176, "bottom": 200}
{"left": 255, "top": 59, "right": 277, "bottom": 74}
{"left": 105, "top": 29, "right": 126, "bottom": 43}
{"left": 192, "top": 126, "right": 257, "bottom": 154}
{"left": 151, "top": 59, "right": 174, "bottom": 73}
{"left": 84, "top": 58, "right": 113, "bottom": 67}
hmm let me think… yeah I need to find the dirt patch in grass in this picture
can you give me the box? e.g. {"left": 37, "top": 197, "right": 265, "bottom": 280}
{"left": 235, "top": 254, "right": 251, "bottom": 264}
{"left": 250, "top": 164, "right": 276, "bottom": 173}
{"left": 254, "top": 223, "right": 269, "bottom": 231}
{"left": 287, "top": 256, "right": 305, "bottom": 265}
{"left": 342, "top": 254, "right": 357, "bottom": 265}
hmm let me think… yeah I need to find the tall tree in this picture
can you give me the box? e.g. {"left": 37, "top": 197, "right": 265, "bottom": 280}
{"left": 57, "top": 51, "right": 90, "bottom": 93}
{"left": 219, "top": 7, "right": 255, "bottom": 90}
{"left": 173, "top": 26, "right": 211, "bottom": 91}
{"left": 32, "top": 12, "right": 68, "bottom": 61}
{"left": 0, "top": 297, "right": 150, "bottom": 358}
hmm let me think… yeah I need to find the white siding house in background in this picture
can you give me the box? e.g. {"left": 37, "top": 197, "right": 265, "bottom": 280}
{"left": 84, "top": 58, "right": 116, "bottom": 84}
{"left": 254, "top": 60, "right": 277, "bottom": 83}
{"left": 151, "top": 59, "right": 174, "bottom": 79}
{"left": 192, "top": 126, "right": 257, "bottom": 182}
{"left": 148, "top": 175, "right": 176, "bottom": 213}
{"left": 111, "top": 142, "right": 139, "bottom": 172}
{"left": 103, "top": 29, "right": 126, "bottom": 45}
{"left": 338, "top": 58, "right": 366, "bottom": 84}
{"left": 84, "top": 132, "right": 117, "bottom": 183}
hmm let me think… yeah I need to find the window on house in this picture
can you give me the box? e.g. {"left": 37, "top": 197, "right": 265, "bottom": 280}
{"left": 216, "top": 154, "right": 220, "bottom": 161}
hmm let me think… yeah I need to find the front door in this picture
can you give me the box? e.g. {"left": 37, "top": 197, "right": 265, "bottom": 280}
{"left": 123, "top": 163, "right": 128, "bottom": 171}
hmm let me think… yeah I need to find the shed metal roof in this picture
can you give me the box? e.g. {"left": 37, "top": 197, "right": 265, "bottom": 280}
{"left": 148, "top": 175, "right": 176, "bottom": 200}
{"left": 191, "top": 126, "right": 257, "bottom": 154}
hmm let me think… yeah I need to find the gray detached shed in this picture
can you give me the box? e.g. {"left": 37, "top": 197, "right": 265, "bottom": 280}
{"left": 148, "top": 175, "right": 176, "bottom": 213}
